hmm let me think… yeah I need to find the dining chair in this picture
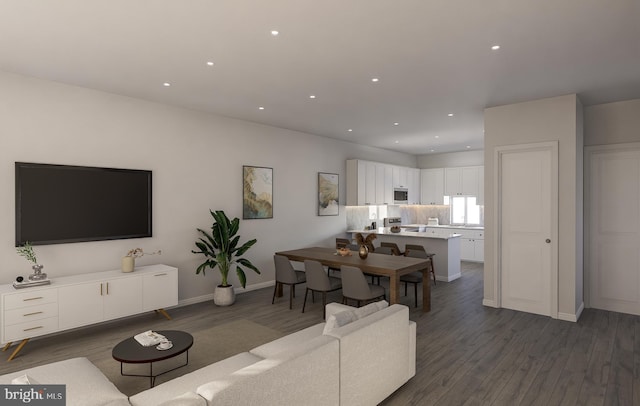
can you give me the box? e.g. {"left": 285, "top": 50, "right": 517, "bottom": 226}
{"left": 401, "top": 250, "right": 436, "bottom": 307}
{"left": 302, "top": 260, "right": 342, "bottom": 319}
{"left": 380, "top": 242, "right": 403, "bottom": 256}
{"left": 373, "top": 246, "right": 394, "bottom": 255}
{"left": 272, "top": 254, "right": 307, "bottom": 309}
{"left": 340, "top": 265, "right": 385, "bottom": 307}
{"left": 335, "top": 238, "right": 351, "bottom": 249}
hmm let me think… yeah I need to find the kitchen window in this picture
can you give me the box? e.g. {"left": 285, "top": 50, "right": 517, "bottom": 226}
{"left": 450, "top": 196, "right": 480, "bottom": 225}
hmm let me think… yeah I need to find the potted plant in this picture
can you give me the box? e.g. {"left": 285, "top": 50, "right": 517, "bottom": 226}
{"left": 192, "top": 210, "right": 260, "bottom": 306}
{"left": 16, "top": 241, "right": 47, "bottom": 280}
{"left": 121, "top": 248, "right": 162, "bottom": 273}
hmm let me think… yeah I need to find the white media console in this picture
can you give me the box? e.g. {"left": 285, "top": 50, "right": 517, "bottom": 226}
{"left": 0, "top": 264, "right": 178, "bottom": 361}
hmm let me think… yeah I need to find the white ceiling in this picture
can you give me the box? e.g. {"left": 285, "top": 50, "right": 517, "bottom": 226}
{"left": 2, "top": 1, "right": 639, "bottom": 155}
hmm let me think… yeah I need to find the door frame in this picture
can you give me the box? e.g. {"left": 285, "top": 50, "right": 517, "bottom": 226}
{"left": 493, "top": 141, "right": 559, "bottom": 318}
{"left": 584, "top": 142, "right": 640, "bottom": 310}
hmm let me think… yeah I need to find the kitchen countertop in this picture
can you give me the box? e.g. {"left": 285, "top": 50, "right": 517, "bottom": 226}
{"left": 347, "top": 228, "right": 461, "bottom": 240}
{"left": 403, "top": 224, "right": 484, "bottom": 230}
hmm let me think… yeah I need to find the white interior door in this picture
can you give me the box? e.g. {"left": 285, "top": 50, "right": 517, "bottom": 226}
{"left": 497, "top": 142, "right": 557, "bottom": 317}
{"left": 588, "top": 146, "right": 640, "bottom": 315}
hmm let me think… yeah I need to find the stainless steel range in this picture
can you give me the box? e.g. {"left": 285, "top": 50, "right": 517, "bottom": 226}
{"left": 383, "top": 217, "right": 402, "bottom": 227}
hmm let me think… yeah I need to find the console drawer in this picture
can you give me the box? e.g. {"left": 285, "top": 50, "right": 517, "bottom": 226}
{"left": 4, "top": 289, "right": 58, "bottom": 310}
{"left": 4, "top": 302, "right": 59, "bottom": 326}
{"left": 4, "top": 317, "right": 59, "bottom": 342}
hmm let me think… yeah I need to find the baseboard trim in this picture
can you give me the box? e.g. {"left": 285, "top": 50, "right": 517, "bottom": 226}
{"left": 177, "top": 281, "right": 275, "bottom": 308}
{"left": 482, "top": 299, "right": 497, "bottom": 308}
{"left": 558, "top": 302, "right": 584, "bottom": 322}
{"left": 436, "top": 273, "right": 461, "bottom": 282}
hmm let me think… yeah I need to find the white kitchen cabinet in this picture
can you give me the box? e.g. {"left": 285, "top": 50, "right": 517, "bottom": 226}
{"left": 444, "top": 166, "right": 482, "bottom": 197}
{"left": 393, "top": 166, "right": 408, "bottom": 189}
{"left": 347, "top": 160, "right": 415, "bottom": 205}
{"left": 457, "top": 229, "right": 484, "bottom": 262}
{"left": 421, "top": 168, "right": 445, "bottom": 205}
{"left": 407, "top": 168, "right": 421, "bottom": 204}
{"left": 1, "top": 265, "right": 178, "bottom": 352}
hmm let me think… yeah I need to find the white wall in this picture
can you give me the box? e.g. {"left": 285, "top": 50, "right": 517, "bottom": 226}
{"left": 484, "top": 94, "right": 583, "bottom": 320}
{"left": 584, "top": 99, "right": 640, "bottom": 146}
{"left": 416, "top": 150, "right": 484, "bottom": 168}
{"left": 0, "top": 71, "right": 415, "bottom": 303}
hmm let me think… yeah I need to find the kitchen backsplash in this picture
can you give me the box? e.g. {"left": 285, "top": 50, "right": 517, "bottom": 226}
{"left": 346, "top": 205, "right": 475, "bottom": 230}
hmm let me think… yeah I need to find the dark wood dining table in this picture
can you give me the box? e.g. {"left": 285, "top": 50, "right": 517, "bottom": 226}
{"left": 275, "top": 247, "right": 431, "bottom": 312}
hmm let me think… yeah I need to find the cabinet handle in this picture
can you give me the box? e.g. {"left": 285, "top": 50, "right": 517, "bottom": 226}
{"left": 106, "top": 282, "right": 109, "bottom": 295}
{"left": 23, "top": 297, "right": 43, "bottom": 302}
{"left": 23, "top": 326, "right": 43, "bottom": 332}
{"left": 154, "top": 273, "right": 168, "bottom": 277}
{"left": 100, "top": 284, "right": 103, "bottom": 296}
{"left": 23, "top": 311, "right": 43, "bottom": 317}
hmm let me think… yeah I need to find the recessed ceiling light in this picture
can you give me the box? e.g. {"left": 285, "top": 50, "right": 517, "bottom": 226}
{"left": 491, "top": 45, "right": 501, "bottom": 50}
{"left": 435, "top": 135, "right": 440, "bottom": 139}
{"left": 430, "top": 149, "right": 435, "bottom": 152}
{"left": 163, "top": 82, "right": 171, "bottom": 87}
{"left": 371, "top": 78, "right": 379, "bottom": 83}
{"left": 466, "top": 146, "right": 471, "bottom": 149}
{"left": 448, "top": 113, "right": 454, "bottom": 117}
{"left": 271, "top": 30, "right": 279, "bottom": 36}
{"left": 393, "top": 122, "right": 399, "bottom": 126}
{"left": 309, "top": 95, "right": 316, "bottom": 99}
{"left": 347, "top": 129, "right": 353, "bottom": 132}
{"left": 206, "top": 61, "right": 214, "bottom": 66}
{"left": 258, "top": 106, "right": 265, "bottom": 110}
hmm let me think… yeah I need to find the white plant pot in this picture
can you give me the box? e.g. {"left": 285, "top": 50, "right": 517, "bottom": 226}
{"left": 213, "top": 285, "right": 236, "bottom": 306}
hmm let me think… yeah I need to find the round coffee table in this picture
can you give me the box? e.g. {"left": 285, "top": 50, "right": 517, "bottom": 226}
{"left": 112, "top": 330, "right": 193, "bottom": 387}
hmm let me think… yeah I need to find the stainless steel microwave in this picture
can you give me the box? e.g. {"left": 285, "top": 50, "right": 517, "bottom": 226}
{"left": 393, "top": 188, "right": 408, "bottom": 204}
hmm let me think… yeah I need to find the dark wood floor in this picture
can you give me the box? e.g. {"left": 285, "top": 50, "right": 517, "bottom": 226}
{"left": 2, "top": 262, "right": 639, "bottom": 405}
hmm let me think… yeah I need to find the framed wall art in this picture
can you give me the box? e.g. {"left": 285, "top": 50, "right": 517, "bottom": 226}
{"left": 243, "top": 166, "right": 273, "bottom": 219}
{"left": 318, "top": 172, "right": 339, "bottom": 216}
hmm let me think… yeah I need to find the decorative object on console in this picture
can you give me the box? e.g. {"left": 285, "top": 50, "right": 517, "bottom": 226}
{"left": 243, "top": 165, "right": 273, "bottom": 219}
{"left": 192, "top": 210, "right": 260, "bottom": 306}
{"left": 121, "top": 248, "right": 162, "bottom": 273}
{"left": 318, "top": 172, "right": 339, "bottom": 216}
{"left": 14, "top": 241, "right": 50, "bottom": 288}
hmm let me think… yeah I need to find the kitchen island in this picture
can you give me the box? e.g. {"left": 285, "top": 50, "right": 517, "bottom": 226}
{"left": 347, "top": 229, "right": 462, "bottom": 282}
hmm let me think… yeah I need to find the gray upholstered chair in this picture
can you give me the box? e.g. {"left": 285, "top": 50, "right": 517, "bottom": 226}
{"left": 380, "top": 242, "right": 403, "bottom": 255}
{"left": 401, "top": 249, "right": 436, "bottom": 307}
{"left": 340, "top": 265, "right": 385, "bottom": 307}
{"left": 272, "top": 254, "right": 306, "bottom": 309}
{"left": 335, "top": 238, "right": 351, "bottom": 248}
{"left": 302, "top": 260, "right": 342, "bottom": 319}
{"left": 373, "top": 246, "right": 394, "bottom": 255}
{"left": 346, "top": 243, "right": 360, "bottom": 251}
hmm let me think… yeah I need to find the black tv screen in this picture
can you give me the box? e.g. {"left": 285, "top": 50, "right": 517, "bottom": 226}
{"left": 16, "top": 162, "right": 152, "bottom": 246}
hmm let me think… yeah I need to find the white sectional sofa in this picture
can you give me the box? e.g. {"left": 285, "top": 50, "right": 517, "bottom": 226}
{"left": 0, "top": 301, "right": 416, "bottom": 406}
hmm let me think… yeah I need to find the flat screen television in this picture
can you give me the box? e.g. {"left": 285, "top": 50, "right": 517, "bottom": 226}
{"left": 15, "top": 162, "right": 152, "bottom": 246}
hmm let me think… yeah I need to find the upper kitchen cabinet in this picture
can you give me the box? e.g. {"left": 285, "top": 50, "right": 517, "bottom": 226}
{"left": 407, "top": 168, "right": 421, "bottom": 204}
{"left": 392, "top": 166, "right": 408, "bottom": 189}
{"left": 444, "top": 166, "right": 482, "bottom": 197}
{"left": 420, "top": 168, "right": 445, "bottom": 205}
{"left": 347, "top": 159, "right": 393, "bottom": 205}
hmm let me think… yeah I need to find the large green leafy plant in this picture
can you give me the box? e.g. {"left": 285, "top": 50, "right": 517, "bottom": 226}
{"left": 192, "top": 210, "right": 259, "bottom": 288}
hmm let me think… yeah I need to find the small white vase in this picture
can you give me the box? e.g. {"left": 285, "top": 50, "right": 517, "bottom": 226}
{"left": 121, "top": 256, "right": 135, "bottom": 273}
{"left": 213, "top": 285, "right": 236, "bottom": 306}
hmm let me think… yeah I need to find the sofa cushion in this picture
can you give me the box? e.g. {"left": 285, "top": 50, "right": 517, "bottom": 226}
{"left": 11, "top": 374, "right": 40, "bottom": 385}
{"left": 322, "top": 300, "right": 389, "bottom": 334}
{"left": 129, "top": 352, "right": 262, "bottom": 406}
{"left": 157, "top": 391, "right": 206, "bottom": 406}
{"left": 198, "top": 335, "right": 339, "bottom": 406}
{"left": 0, "top": 357, "right": 128, "bottom": 406}
{"left": 250, "top": 323, "right": 324, "bottom": 359}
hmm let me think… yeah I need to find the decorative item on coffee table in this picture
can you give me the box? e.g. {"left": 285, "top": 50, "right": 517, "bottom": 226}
{"left": 122, "top": 248, "right": 162, "bottom": 273}
{"left": 192, "top": 210, "right": 260, "bottom": 306}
